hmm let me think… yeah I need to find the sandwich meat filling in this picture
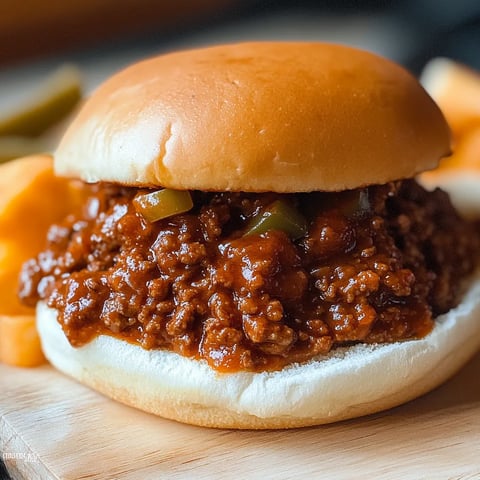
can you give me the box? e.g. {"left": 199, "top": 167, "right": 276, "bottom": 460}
{"left": 19, "top": 180, "right": 479, "bottom": 372}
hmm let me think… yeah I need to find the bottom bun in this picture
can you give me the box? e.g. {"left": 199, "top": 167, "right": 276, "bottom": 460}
{"left": 37, "top": 273, "right": 480, "bottom": 429}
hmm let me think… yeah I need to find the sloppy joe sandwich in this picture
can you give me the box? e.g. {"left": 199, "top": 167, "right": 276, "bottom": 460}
{"left": 18, "top": 42, "right": 480, "bottom": 429}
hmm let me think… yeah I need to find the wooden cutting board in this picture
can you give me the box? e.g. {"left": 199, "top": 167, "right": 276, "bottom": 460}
{"left": 1, "top": 352, "right": 480, "bottom": 480}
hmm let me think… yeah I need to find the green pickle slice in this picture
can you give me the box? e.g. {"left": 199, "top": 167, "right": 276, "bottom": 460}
{"left": 133, "top": 189, "right": 193, "bottom": 222}
{"left": 245, "top": 199, "right": 308, "bottom": 240}
{"left": 0, "top": 65, "right": 82, "bottom": 138}
{"left": 0, "top": 136, "right": 50, "bottom": 164}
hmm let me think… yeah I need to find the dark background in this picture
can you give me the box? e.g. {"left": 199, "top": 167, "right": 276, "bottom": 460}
{"left": 0, "top": 0, "right": 479, "bottom": 72}
{"left": 0, "top": 461, "right": 8, "bottom": 480}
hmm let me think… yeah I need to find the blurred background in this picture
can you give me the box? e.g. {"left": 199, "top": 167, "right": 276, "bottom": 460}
{"left": 1, "top": 0, "right": 479, "bottom": 91}
{"left": 0, "top": 0, "right": 479, "bottom": 156}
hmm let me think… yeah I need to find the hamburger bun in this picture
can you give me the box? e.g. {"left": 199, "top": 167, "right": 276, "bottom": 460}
{"left": 37, "top": 274, "right": 480, "bottom": 429}
{"left": 55, "top": 42, "right": 450, "bottom": 191}
{"left": 32, "top": 43, "right": 479, "bottom": 429}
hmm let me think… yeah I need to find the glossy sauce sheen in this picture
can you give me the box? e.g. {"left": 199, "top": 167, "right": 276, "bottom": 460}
{"left": 19, "top": 181, "right": 479, "bottom": 372}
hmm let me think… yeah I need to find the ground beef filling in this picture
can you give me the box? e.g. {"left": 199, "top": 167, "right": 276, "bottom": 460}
{"left": 19, "top": 180, "right": 479, "bottom": 372}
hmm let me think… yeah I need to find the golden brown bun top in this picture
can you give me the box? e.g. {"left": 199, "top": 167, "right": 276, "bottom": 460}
{"left": 55, "top": 42, "right": 451, "bottom": 192}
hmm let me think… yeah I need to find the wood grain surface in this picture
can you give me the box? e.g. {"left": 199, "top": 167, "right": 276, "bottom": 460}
{"left": 1, "top": 352, "right": 480, "bottom": 480}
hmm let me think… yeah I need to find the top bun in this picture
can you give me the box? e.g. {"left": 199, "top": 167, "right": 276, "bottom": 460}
{"left": 55, "top": 42, "right": 451, "bottom": 192}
